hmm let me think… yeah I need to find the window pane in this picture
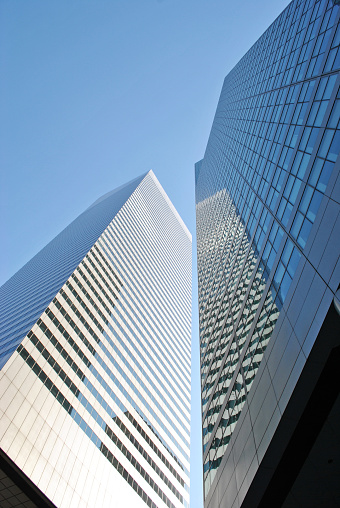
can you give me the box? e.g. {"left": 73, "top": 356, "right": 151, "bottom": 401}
{"left": 309, "top": 157, "right": 323, "bottom": 187}
{"left": 317, "top": 160, "right": 334, "bottom": 192}
{"left": 328, "top": 100, "right": 340, "bottom": 129}
{"left": 287, "top": 248, "right": 302, "bottom": 278}
{"left": 274, "top": 262, "right": 285, "bottom": 287}
{"left": 280, "top": 271, "right": 293, "bottom": 303}
{"left": 318, "top": 129, "right": 334, "bottom": 158}
{"left": 306, "top": 190, "right": 323, "bottom": 222}
{"left": 327, "top": 130, "right": 340, "bottom": 162}
{"left": 314, "top": 101, "right": 328, "bottom": 127}
{"left": 297, "top": 153, "right": 311, "bottom": 179}
{"left": 298, "top": 218, "right": 313, "bottom": 249}
{"left": 281, "top": 240, "right": 294, "bottom": 266}
{"left": 290, "top": 179, "right": 302, "bottom": 203}
{"left": 299, "top": 185, "right": 313, "bottom": 214}
{"left": 291, "top": 212, "right": 304, "bottom": 239}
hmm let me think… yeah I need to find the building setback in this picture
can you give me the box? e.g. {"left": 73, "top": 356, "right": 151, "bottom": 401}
{"left": 0, "top": 170, "right": 191, "bottom": 508}
{"left": 196, "top": 1, "right": 340, "bottom": 507}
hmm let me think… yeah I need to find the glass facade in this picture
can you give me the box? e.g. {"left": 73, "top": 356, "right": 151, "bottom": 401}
{"left": 196, "top": 1, "right": 340, "bottom": 506}
{"left": 0, "top": 171, "right": 191, "bottom": 508}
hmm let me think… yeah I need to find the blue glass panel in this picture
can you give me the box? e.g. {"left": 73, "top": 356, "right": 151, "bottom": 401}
{"left": 287, "top": 248, "right": 302, "bottom": 278}
{"left": 281, "top": 241, "right": 294, "bottom": 267}
{"left": 317, "top": 160, "right": 334, "bottom": 192}
{"left": 280, "top": 271, "right": 293, "bottom": 303}
{"left": 318, "top": 129, "right": 334, "bottom": 158}
{"left": 291, "top": 212, "right": 304, "bottom": 239}
{"left": 300, "top": 186, "right": 313, "bottom": 214}
{"left": 329, "top": 100, "right": 340, "bottom": 128}
{"left": 290, "top": 179, "right": 302, "bottom": 203}
{"left": 274, "top": 262, "right": 285, "bottom": 287}
{"left": 298, "top": 218, "right": 313, "bottom": 248}
{"left": 306, "top": 190, "right": 323, "bottom": 222}
{"left": 328, "top": 129, "right": 340, "bottom": 161}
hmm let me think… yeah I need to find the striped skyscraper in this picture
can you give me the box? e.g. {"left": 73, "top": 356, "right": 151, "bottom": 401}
{"left": 0, "top": 170, "right": 191, "bottom": 508}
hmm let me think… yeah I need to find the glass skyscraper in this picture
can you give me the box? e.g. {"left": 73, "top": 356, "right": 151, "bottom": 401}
{"left": 196, "top": 1, "right": 340, "bottom": 507}
{"left": 0, "top": 171, "right": 191, "bottom": 508}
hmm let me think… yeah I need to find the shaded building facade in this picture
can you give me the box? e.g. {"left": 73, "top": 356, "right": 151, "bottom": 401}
{"left": 0, "top": 171, "right": 191, "bottom": 508}
{"left": 196, "top": 1, "right": 340, "bottom": 506}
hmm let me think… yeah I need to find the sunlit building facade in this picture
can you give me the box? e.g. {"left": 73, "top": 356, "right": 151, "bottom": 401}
{"left": 196, "top": 1, "right": 340, "bottom": 506}
{"left": 0, "top": 170, "right": 191, "bottom": 508}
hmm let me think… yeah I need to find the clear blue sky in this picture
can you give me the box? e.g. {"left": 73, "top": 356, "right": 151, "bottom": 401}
{"left": 0, "top": 1, "right": 290, "bottom": 506}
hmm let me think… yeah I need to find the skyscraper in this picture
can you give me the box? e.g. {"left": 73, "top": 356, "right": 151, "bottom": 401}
{"left": 196, "top": 1, "right": 340, "bottom": 507}
{"left": 0, "top": 170, "right": 191, "bottom": 508}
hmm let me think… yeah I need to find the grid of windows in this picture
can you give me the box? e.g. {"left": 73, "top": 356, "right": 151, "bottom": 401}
{"left": 196, "top": 0, "right": 339, "bottom": 500}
